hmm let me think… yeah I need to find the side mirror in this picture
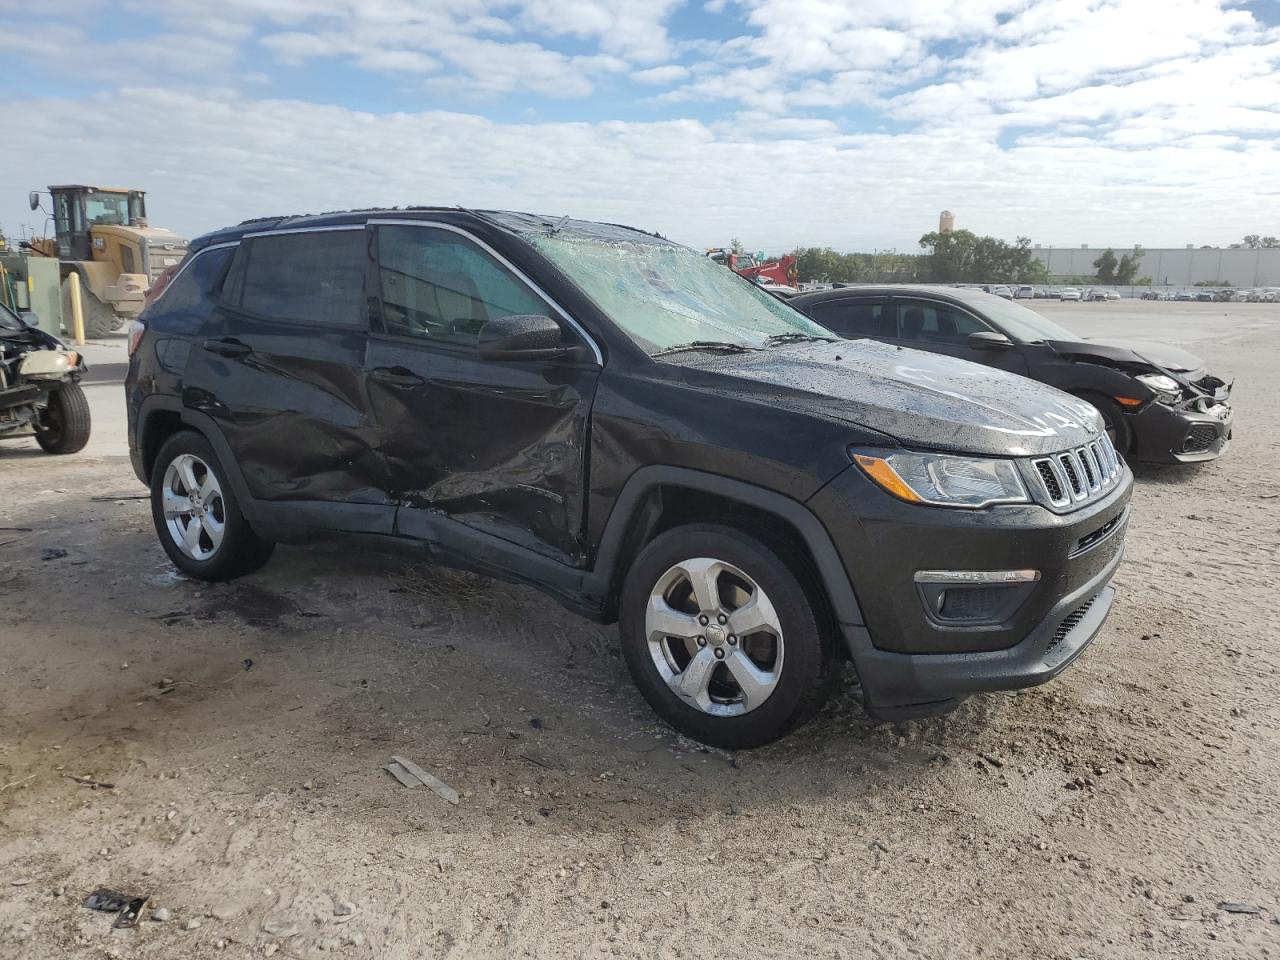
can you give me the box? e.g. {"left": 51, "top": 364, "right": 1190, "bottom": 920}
{"left": 968, "top": 331, "right": 1014, "bottom": 352}
{"left": 478, "top": 314, "right": 579, "bottom": 362}
{"left": 19, "top": 311, "right": 40, "bottom": 327}
{"left": 28, "top": 191, "right": 40, "bottom": 212}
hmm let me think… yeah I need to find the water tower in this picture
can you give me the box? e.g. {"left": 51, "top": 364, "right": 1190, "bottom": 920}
{"left": 939, "top": 210, "right": 955, "bottom": 233}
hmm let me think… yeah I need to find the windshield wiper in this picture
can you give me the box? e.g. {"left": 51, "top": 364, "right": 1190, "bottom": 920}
{"left": 765, "top": 333, "right": 835, "bottom": 345}
{"left": 652, "top": 341, "right": 763, "bottom": 357}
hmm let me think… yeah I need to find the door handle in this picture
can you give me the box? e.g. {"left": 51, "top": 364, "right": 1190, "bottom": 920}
{"left": 203, "top": 338, "right": 252, "bottom": 358}
{"left": 371, "top": 366, "right": 425, "bottom": 387}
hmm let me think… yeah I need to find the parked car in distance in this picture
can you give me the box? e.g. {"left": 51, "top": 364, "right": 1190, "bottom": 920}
{"left": 126, "top": 210, "right": 1134, "bottom": 748}
{"left": 1059, "top": 287, "right": 1082, "bottom": 301}
{"left": 1015, "top": 285, "right": 1035, "bottom": 299}
{"left": 790, "top": 284, "right": 1233, "bottom": 463}
{"left": 1174, "top": 290, "right": 1194, "bottom": 301}
{"left": 1, "top": 302, "right": 92, "bottom": 454}
{"left": 756, "top": 282, "right": 800, "bottom": 299}
{"left": 1140, "top": 290, "right": 1166, "bottom": 300}
{"left": 990, "top": 285, "right": 1014, "bottom": 299}
{"left": 1195, "top": 290, "right": 1215, "bottom": 302}
{"left": 1089, "top": 289, "right": 1120, "bottom": 302}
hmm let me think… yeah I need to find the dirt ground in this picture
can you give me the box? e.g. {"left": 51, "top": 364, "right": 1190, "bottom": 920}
{"left": 1, "top": 302, "right": 1277, "bottom": 959}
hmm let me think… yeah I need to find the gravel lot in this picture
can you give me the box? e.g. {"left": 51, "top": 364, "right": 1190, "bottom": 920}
{"left": 1, "top": 301, "right": 1277, "bottom": 959}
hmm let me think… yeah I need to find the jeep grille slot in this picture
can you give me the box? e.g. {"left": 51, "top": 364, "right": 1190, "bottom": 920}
{"left": 1029, "top": 434, "right": 1122, "bottom": 511}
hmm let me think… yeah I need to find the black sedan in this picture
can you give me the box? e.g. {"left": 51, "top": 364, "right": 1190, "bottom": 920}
{"left": 789, "top": 285, "right": 1232, "bottom": 463}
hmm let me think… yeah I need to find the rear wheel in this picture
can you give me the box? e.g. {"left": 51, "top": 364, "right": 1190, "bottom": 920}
{"left": 61, "top": 277, "right": 121, "bottom": 339}
{"left": 34, "top": 382, "right": 91, "bottom": 454}
{"left": 150, "top": 431, "right": 274, "bottom": 580}
{"left": 619, "top": 523, "right": 836, "bottom": 749}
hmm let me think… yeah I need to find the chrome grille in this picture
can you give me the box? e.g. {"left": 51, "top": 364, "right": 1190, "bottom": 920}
{"left": 1030, "top": 433, "right": 1122, "bottom": 510}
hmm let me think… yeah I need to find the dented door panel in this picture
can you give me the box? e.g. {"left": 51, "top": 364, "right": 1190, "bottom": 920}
{"left": 365, "top": 337, "right": 598, "bottom": 562}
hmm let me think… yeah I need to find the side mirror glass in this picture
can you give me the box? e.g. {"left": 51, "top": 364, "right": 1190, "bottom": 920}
{"left": 478, "top": 314, "right": 579, "bottom": 362}
{"left": 19, "top": 311, "right": 39, "bottom": 327}
{"left": 28, "top": 191, "right": 40, "bottom": 212}
{"left": 968, "top": 331, "right": 1014, "bottom": 352}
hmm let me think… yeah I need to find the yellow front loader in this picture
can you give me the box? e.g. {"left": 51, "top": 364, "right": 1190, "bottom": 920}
{"left": 27, "top": 186, "right": 188, "bottom": 338}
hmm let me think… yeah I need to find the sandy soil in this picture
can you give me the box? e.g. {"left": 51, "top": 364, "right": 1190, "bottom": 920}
{"left": 1, "top": 303, "right": 1277, "bottom": 959}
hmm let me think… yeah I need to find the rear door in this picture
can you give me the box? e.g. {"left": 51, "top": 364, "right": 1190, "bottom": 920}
{"left": 181, "top": 224, "right": 393, "bottom": 531}
{"left": 365, "top": 222, "right": 601, "bottom": 563}
{"left": 883, "top": 296, "right": 1030, "bottom": 376}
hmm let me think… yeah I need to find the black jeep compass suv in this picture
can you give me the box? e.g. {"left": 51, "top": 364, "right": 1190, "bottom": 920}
{"left": 125, "top": 209, "right": 1132, "bottom": 748}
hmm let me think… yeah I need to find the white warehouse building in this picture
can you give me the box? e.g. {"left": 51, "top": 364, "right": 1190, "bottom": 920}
{"left": 1031, "top": 245, "right": 1280, "bottom": 287}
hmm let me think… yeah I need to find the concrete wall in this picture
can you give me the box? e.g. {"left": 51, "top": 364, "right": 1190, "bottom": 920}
{"left": 1032, "top": 246, "right": 1280, "bottom": 287}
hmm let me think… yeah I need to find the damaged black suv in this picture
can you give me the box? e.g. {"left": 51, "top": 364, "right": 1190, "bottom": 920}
{"left": 126, "top": 210, "right": 1132, "bottom": 748}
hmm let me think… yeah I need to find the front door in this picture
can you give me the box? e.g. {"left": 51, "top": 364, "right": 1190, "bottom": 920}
{"left": 365, "top": 222, "right": 601, "bottom": 564}
{"left": 884, "top": 296, "right": 1030, "bottom": 376}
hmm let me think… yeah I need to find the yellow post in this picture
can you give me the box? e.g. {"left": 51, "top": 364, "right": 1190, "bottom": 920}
{"left": 67, "top": 271, "right": 86, "bottom": 346}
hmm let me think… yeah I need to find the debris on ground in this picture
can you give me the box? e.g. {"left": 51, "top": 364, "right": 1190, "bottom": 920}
{"left": 40, "top": 548, "right": 67, "bottom": 561}
{"left": 64, "top": 774, "right": 114, "bottom": 790}
{"left": 82, "top": 888, "right": 149, "bottom": 928}
{"left": 1218, "top": 901, "right": 1262, "bottom": 915}
{"left": 388, "top": 756, "right": 460, "bottom": 804}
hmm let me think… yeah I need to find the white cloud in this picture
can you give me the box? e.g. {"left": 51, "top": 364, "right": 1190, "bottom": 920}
{"left": 633, "top": 64, "right": 691, "bottom": 84}
{"left": 4, "top": 87, "right": 1277, "bottom": 256}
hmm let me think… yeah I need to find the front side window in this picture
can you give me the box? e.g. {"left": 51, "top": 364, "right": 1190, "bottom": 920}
{"left": 375, "top": 225, "right": 548, "bottom": 348}
{"left": 892, "top": 299, "right": 989, "bottom": 344}
{"left": 526, "top": 234, "right": 828, "bottom": 354}
{"left": 237, "top": 230, "right": 366, "bottom": 326}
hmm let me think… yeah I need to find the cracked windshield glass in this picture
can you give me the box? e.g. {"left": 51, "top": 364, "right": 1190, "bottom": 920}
{"left": 528, "top": 236, "right": 830, "bottom": 354}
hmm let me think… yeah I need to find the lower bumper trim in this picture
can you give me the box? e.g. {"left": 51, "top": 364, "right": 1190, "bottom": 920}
{"left": 845, "top": 545, "right": 1123, "bottom": 720}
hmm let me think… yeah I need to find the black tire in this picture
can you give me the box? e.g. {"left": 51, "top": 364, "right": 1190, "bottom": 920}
{"left": 34, "top": 382, "right": 92, "bottom": 454}
{"left": 61, "top": 278, "right": 121, "bottom": 339}
{"left": 618, "top": 523, "right": 837, "bottom": 749}
{"left": 150, "top": 431, "right": 274, "bottom": 581}
{"left": 1077, "top": 393, "right": 1133, "bottom": 456}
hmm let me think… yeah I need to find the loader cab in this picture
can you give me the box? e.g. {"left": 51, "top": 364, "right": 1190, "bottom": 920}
{"left": 42, "top": 186, "right": 147, "bottom": 261}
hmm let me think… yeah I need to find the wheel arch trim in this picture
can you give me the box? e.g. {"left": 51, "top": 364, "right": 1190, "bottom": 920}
{"left": 585, "top": 466, "right": 865, "bottom": 626}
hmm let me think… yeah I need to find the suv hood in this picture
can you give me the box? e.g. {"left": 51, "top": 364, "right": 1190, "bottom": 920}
{"left": 686, "top": 339, "right": 1102, "bottom": 458}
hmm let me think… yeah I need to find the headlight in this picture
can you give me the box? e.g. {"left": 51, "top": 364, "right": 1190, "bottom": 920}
{"left": 851, "top": 449, "right": 1029, "bottom": 508}
{"left": 1135, "top": 373, "right": 1181, "bottom": 402}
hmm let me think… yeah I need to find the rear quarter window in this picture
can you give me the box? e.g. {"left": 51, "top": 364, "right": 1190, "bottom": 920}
{"left": 144, "top": 245, "right": 235, "bottom": 334}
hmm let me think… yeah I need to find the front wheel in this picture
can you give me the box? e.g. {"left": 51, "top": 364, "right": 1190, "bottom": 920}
{"left": 1078, "top": 394, "right": 1133, "bottom": 456}
{"left": 618, "top": 524, "right": 837, "bottom": 749}
{"left": 34, "top": 382, "right": 91, "bottom": 454}
{"left": 150, "top": 431, "right": 274, "bottom": 581}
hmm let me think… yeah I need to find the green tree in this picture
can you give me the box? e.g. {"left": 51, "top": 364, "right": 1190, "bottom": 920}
{"left": 1093, "top": 248, "right": 1118, "bottom": 282}
{"left": 1264, "top": 236, "right": 1280, "bottom": 248}
{"left": 730, "top": 238, "right": 744, "bottom": 255}
{"left": 917, "top": 230, "right": 1047, "bottom": 283}
{"left": 1115, "top": 246, "right": 1144, "bottom": 285}
{"left": 1242, "top": 234, "right": 1262, "bottom": 249}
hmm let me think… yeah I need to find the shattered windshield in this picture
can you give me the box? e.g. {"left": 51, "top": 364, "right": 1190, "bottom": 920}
{"left": 527, "top": 234, "right": 829, "bottom": 354}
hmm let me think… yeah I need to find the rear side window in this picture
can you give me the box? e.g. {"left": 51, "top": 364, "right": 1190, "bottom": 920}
{"left": 807, "top": 297, "right": 886, "bottom": 339}
{"left": 144, "top": 245, "right": 234, "bottom": 333}
{"left": 375, "top": 225, "right": 548, "bottom": 349}
{"left": 238, "top": 230, "right": 366, "bottom": 326}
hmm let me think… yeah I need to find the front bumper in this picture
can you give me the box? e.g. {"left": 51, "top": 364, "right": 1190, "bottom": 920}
{"left": 1130, "top": 395, "right": 1232, "bottom": 463}
{"left": 808, "top": 461, "right": 1131, "bottom": 718}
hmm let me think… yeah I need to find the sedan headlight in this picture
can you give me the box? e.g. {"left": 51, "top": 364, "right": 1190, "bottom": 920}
{"left": 1135, "top": 373, "right": 1181, "bottom": 403}
{"left": 851, "top": 448, "right": 1029, "bottom": 508}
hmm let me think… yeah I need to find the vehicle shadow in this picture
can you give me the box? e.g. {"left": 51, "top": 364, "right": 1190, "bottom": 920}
{"left": 1129, "top": 460, "right": 1216, "bottom": 486}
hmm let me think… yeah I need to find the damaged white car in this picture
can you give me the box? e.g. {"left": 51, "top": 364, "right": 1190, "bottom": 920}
{"left": 0, "top": 303, "right": 91, "bottom": 454}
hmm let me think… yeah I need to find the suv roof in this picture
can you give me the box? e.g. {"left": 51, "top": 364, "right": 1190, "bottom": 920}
{"left": 190, "top": 207, "right": 674, "bottom": 255}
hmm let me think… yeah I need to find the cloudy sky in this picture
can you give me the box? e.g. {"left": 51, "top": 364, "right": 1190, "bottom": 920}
{"left": 2, "top": 0, "right": 1278, "bottom": 253}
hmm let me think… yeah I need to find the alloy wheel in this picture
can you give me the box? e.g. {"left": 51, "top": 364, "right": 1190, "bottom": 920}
{"left": 644, "top": 557, "right": 784, "bottom": 717}
{"left": 160, "top": 453, "right": 226, "bottom": 561}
